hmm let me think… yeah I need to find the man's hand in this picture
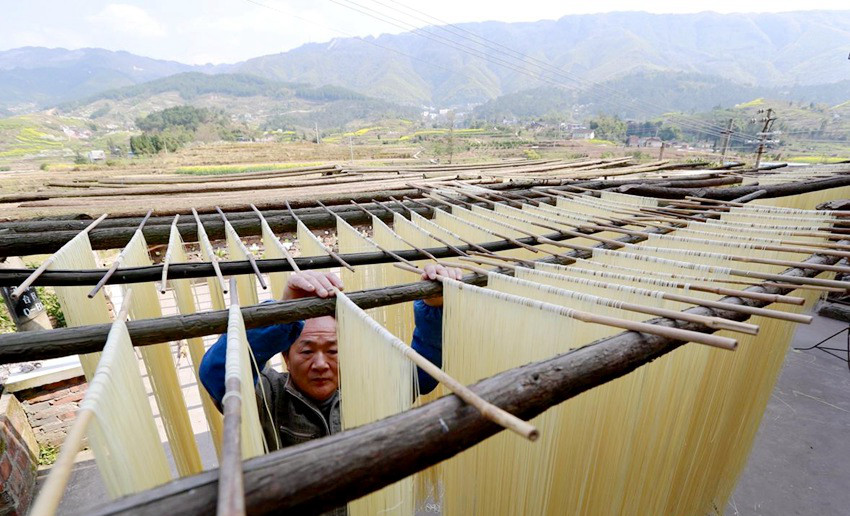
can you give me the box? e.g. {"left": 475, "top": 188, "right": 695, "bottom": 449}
{"left": 283, "top": 271, "right": 344, "bottom": 301}
{"left": 421, "top": 264, "right": 463, "bottom": 307}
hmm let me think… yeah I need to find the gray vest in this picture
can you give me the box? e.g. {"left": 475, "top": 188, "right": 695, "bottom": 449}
{"left": 256, "top": 367, "right": 346, "bottom": 516}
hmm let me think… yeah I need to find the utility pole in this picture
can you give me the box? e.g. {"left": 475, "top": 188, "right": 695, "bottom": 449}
{"left": 754, "top": 108, "right": 777, "bottom": 170}
{"left": 447, "top": 110, "right": 455, "bottom": 165}
{"left": 720, "top": 118, "right": 734, "bottom": 163}
{"left": 349, "top": 135, "right": 354, "bottom": 162}
{"left": 314, "top": 122, "right": 321, "bottom": 144}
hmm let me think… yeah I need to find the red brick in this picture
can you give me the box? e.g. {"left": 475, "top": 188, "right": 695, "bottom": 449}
{"left": 22, "top": 401, "right": 50, "bottom": 414}
{"left": 12, "top": 446, "right": 30, "bottom": 474}
{"left": 26, "top": 389, "right": 69, "bottom": 405}
{"left": 53, "top": 392, "right": 84, "bottom": 405}
{"left": 16, "top": 498, "right": 29, "bottom": 516}
{"left": 8, "top": 467, "right": 23, "bottom": 499}
{"left": 0, "top": 457, "right": 11, "bottom": 481}
{"left": 57, "top": 411, "right": 77, "bottom": 422}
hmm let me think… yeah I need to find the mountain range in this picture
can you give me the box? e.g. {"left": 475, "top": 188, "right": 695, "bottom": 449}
{"left": 1, "top": 10, "right": 849, "bottom": 114}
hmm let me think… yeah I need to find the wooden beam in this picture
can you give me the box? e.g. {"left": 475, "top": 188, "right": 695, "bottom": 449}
{"left": 0, "top": 228, "right": 586, "bottom": 288}
{"left": 0, "top": 273, "right": 483, "bottom": 364}
{"left": 608, "top": 174, "right": 850, "bottom": 200}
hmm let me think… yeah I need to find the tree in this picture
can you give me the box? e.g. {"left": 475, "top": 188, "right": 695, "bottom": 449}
{"left": 588, "top": 115, "right": 627, "bottom": 142}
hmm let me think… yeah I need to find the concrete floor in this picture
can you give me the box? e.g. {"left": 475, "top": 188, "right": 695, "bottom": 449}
{"left": 730, "top": 313, "right": 850, "bottom": 516}
{"left": 37, "top": 310, "right": 850, "bottom": 515}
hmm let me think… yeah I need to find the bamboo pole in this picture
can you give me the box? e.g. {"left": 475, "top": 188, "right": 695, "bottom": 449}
{"left": 9, "top": 213, "right": 108, "bottom": 300}
{"left": 218, "top": 278, "right": 246, "bottom": 516}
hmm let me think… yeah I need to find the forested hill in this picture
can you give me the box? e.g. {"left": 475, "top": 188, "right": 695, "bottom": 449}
{"left": 2, "top": 10, "right": 849, "bottom": 110}
{"left": 235, "top": 10, "right": 850, "bottom": 105}
{"left": 57, "top": 73, "right": 417, "bottom": 131}
{"left": 473, "top": 72, "right": 850, "bottom": 121}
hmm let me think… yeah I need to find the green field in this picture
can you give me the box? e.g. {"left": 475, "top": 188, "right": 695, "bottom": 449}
{"left": 174, "top": 162, "right": 322, "bottom": 175}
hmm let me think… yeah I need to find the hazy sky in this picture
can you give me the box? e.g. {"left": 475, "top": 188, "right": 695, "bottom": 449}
{"left": 2, "top": 1, "right": 848, "bottom": 64}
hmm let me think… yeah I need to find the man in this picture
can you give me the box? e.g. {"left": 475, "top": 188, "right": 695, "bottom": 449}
{"left": 199, "top": 264, "right": 463, "bottom": 451}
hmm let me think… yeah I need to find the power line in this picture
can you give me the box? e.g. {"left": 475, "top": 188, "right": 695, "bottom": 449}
{"left": 325, "top": 0, "right": 746, "bottom": 142}
{"left": 346, "top": 0, "right": 754, "bottom": 142}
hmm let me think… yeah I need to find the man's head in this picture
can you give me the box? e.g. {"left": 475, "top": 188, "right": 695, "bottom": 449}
{"left": 283, "top": 315, "right": 338, "bottom": 402}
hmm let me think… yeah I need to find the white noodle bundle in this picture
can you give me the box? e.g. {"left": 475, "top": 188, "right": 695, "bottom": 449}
{"left": 83, "top": 318, "right": 172, "bottom": 497}
{"left": 337, "top": 292, "right": 415, "bottom": 516}
{"left": 122, "top": 231, "right": 203, "bottom": 476}
{"left": 224, "top": 221, "right": 260, "bottom": 306}
{"left": 225, "top": 301, "right": 267, "bottom": 458}
{"left": 165, "top": 225, "right": 224, "bottom": 458}
{"left": 258, "top": 215, "right": 292, "bottom": 300}
{"left": 47, "top": 231, "right": 110, "bottom": 378}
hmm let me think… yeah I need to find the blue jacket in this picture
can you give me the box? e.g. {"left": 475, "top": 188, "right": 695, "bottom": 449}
{"left": 199, "top": 300, "right": 444, "bottom": 406}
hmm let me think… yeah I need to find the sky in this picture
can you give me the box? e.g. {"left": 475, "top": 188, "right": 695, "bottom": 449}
{"left": 1, "top": 1, "right": 848, "bottom": 65}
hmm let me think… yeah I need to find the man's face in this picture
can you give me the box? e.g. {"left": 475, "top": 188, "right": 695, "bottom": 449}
{"left": 283, "top": 316, "right": 339, "bottom": 402}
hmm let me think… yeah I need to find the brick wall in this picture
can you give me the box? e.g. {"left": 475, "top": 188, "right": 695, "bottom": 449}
{"left": 17, "top": 377, "right": 87, "bottom": 447}
{"left": 0, "top": 394, "right": 38, "bottom": 515}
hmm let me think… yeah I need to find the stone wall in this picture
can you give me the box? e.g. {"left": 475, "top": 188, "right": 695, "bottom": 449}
{"left": 17, "top": 376, "right": 86, "bottom": 447}
{"left": 0, "top": 394, "right": 38, "bottom": 515}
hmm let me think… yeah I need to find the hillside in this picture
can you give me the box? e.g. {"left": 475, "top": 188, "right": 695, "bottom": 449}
{"left": 2, "top": 11, "right": 849, "bottom": 110}
{"left": 56, "top": 72, "right": 417, "bottom": 131}
{"left": 0, "top": 72, "right": 419, "bottom": 161}
{"left": 0, "top": 47, "right": 214, "bottom": 112}
{"left": 236, "top": 10, "right": 850, "bottom": 105}
{"left": 473, "top": 72, "right": 850, "bottom": 121}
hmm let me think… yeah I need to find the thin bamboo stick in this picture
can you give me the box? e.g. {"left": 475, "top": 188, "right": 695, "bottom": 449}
{"left": 215, "top": 207, "right": 267, "bottom": 290}
{"left": 422, "top": 268, "right": 738, "bottom": 350}
{"left": 543, "top": 240, "right": 850, "bottom": 290}
{"left": 88, "top": 211, "right": 153, "bottom": 298}
{"left": 251, "top": 204, "right": 300, "bottom": 273}
{"left": 384, "top": 197, "right": 468, "bottom": 257}
{"left": 336, "top": 289, "right": 540, "bottom": 440}
{"left": 464, "top": 255, "right": 812, "bottom": 324}
{"left": 443, "top": 261, "right": 758, "bottom": 335}
{"left": 10, "top": 213, "right": 108, "bottom": 300}
{"left": 422, "top": 193, "right": 543, "bottom": 255}
{"left": 349, "top": 201, "right": 439, "bottom": 261}
{"left": 193, "top": 208, "right": 228, "bottom": 295}
{"left": 286, "top": 200, "right": 355, "bottom": 272}
{"left": 159, "top": 214, "right": 181, "bottom": 293}
{"left": 402, "top": 196, "right": 534, "bottom": 265}
{"left": 685, "top": 195, "right": 850, "bottom": 216}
